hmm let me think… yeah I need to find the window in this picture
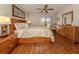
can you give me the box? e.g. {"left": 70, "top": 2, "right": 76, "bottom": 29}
{"left": 40, "top": 17, "right": 51, "bottom": 27}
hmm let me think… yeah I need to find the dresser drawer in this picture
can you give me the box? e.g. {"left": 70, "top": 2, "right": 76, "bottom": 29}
{"left": 0, "top": 34, "right": 17, "bottom": 54}
{"left": 63, "top": 26, "right": 73, "bottom": 31}
{"left": 75, "top": 27, "right": 79, "bottom": 43}
{"left": 61, "top": 26, "right": 74, "bottom": 42}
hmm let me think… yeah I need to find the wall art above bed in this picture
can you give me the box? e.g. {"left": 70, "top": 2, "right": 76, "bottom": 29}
{"left": 12, "top": 5, "right": 25, "bottom": 19}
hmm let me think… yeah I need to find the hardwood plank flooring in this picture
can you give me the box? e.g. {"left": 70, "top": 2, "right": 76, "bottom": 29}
{"left": 11, "top": 33, "right": 77, "bottom": 54}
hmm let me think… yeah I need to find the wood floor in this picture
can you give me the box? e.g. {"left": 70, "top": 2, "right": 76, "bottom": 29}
{"left": 10, "top": 33, "right": 79, "bottom": 54}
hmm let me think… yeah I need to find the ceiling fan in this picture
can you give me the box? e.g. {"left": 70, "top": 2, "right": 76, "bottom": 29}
{"left": 37, "top": 5, "right": 54, "bottom": 13}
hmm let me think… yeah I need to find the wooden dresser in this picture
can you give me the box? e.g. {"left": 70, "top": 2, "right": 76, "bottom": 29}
{"left": 0, "top": 34, "right": 17, "bottom": 54}
{"left": 74, "top": 27, "right": 79, "bottom": 43}
{"left": 56, "top": 25, "right": 79, "bottom": 43}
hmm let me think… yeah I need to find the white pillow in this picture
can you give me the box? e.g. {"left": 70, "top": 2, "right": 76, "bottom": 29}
{"left": 14, "top": 23, "right": 29, "bottom": 30}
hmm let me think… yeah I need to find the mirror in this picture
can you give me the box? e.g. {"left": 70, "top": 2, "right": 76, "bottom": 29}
{"left": 62, "top": 11, "right": 73, "bottom": 25}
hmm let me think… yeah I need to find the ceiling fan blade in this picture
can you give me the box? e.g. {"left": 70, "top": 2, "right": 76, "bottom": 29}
{"left": 47, "top": 9, "right": 54, "bottom": 10}
{"left": 45, "top": 10, "right": 48, "bottom": 13}
{"left": 40, "top": 10, "right": 44, "bottom": 13}
{"left": 44, "top": 5, "right": 48, "bottom": 10}
{"left": 37, "top": 5, "right": 48, "bottom": 13}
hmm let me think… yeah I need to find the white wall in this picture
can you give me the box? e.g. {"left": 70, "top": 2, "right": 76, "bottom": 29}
{"left": 28, "top": 13, "right": 55, "bottom": 26}
{"left": 0, "top": 4, "right": 26, "bottom": 18}
{"left": 0, "top": 4, "right": 12, "bottom": 17}
{"left": 29, "top": 13, "right": 41, "bottom": 26}
{"left": 57, "top": 4, "right": 79, "bottom": 26}
{"left": 52, "top": 13, "right": 57, "bottom": 24}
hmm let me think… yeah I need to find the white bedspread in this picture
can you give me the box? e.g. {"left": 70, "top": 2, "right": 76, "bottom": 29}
{"left": 15, "top": 26, "right": 54, "bottom": 42}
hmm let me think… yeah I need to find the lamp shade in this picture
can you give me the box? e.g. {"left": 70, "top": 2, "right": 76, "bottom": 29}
{"left": 0, "top": 16, "right": 11, "bottom": 24}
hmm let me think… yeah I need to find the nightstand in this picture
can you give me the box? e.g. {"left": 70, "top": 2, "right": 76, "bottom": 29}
{"left": 50, "top": 27, "right": 56, "bottom": 35}
{"left": 50, "top": 27, "right": 56, "bottom": 31}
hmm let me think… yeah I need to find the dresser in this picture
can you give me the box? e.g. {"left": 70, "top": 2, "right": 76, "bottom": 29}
{"left": 0, "top": 34, "right": 17, "bottom": 54}
{"left": 56, "top": 25, "right": 79, "bottom": 43}
{"left": 74, "top": 27, "right": 79, "bottom": 43}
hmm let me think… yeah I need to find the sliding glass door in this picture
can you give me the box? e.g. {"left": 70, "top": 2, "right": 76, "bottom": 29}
{"left": 41, "top": 17, "right": 51, "bottom": 29}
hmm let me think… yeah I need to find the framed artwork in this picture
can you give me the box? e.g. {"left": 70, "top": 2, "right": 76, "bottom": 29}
{"left": 62, "top": 11, "right": 73, "bottom": 25}
{"left": 12, "top": 5, "right": 25, "bottom": 19}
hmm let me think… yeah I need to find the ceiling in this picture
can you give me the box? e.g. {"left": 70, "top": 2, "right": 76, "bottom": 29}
{"left": 18, "top": 4, "right": 67, "bottom": 14}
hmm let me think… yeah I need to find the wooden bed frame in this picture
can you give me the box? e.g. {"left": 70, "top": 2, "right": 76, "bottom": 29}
{"left": 10, "top": 17, "right": 52, "bottom": 44}
{"left": 17, "top": 37, "right": 52, "bottom": 44}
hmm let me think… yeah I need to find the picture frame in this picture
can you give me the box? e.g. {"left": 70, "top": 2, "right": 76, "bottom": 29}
{"left": 12, "top": 5, "right": 25, "bottom": 19}
{"left": 62, "top": 11, "right": 73, "bottom": 25}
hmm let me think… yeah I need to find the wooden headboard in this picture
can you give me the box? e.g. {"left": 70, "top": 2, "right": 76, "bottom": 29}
{"left": 11, "top": 17, "right": 26, "bottom": 23}
{"left": 10, "top": 17, "right": 26, "bottom": 34}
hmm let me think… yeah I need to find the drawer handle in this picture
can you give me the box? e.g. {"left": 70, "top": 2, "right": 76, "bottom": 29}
{"left": 9, "top": 44, "right": 12, "bottom": 47}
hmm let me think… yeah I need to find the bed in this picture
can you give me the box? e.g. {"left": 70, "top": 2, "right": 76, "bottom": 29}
{"left": 11, "top": 18, "right": 54, "bottom": 43}
{"left": 14, "top": 23, "right": 54, "bottom": 42}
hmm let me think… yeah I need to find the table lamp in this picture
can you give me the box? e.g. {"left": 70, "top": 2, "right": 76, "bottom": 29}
{"left": 0, "top": 16, "right": 11, "bottom": 37}
{"left": 28, "top": 20, "right": 31, "bottom": 26}
{"left": 0, "top": 16, "right": 11, "bottom": 24}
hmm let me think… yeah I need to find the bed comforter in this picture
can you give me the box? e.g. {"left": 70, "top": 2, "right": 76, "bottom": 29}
{"left": 15, "top": 27, "right": 54, "bottom": 42}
